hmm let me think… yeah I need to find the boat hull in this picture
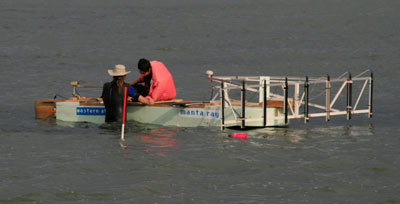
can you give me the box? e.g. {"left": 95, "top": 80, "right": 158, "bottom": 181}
{"left": 52, "top": 99, "right": 286, "bottom": 128}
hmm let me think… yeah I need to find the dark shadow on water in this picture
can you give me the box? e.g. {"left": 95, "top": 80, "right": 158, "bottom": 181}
{"left": 98, "top": 122, "right": 124, "bottom": 133}
{"left": 226, "top": 125, "right": 288, "bottom": 131}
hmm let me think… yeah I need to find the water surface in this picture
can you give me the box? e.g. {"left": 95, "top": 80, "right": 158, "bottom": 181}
{"left": 1, "top": 0, "right": 399, "bottom": 203}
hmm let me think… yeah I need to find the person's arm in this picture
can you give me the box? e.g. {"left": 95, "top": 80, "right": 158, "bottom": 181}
{"left": 129, "top": 76, "right": 144, "bottom": 86}
{"left": 127, "top": 85, "right": 135, "bottom": 102}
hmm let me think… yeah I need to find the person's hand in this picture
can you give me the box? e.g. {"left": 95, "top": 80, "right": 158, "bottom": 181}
{"left": 127, "top": 96, "right": 133, "bottom": 102}
{"left": 138, "top": 95, "right": 154, "bottom": 105}
{"left": 138, "top": 95, "right": 149, "bottom": 104}
{"left": 149, "top": 98, "right": 155, "bottom": 104}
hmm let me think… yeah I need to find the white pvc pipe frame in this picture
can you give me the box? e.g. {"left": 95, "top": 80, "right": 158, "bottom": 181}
{"left": 208, "top": 70, "right": 372, "bottom": 122}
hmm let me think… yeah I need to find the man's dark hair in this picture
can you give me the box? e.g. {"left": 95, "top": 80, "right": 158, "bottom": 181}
{"left": 138, "top": 58, "right": 151, "bottom": 72}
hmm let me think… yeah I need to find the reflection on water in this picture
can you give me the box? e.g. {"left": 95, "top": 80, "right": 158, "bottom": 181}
{"left": 237, "top": 125, "right": 377, "bottom": 152}
{"left": 139, "top": 128, "right": 182, "bottom": 157}
{"left": 248, "top": 127, "right": 306, "bottom": 144}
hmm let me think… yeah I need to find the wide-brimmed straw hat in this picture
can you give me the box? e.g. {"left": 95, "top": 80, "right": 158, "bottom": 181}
{"left": 108, "top": 64, "right": 131, "bottom": 76}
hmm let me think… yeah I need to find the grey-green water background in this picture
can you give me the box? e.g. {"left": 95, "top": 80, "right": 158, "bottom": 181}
{"left": 1, "top": 0, "right": 399, "bottom": 203}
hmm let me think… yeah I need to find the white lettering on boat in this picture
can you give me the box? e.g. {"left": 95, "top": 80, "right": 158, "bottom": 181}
{"left": 179, "top": 108, "right": 220, "bottom": 119}
{"left": 76, "top": 107, "right": 106, "bottom": 116}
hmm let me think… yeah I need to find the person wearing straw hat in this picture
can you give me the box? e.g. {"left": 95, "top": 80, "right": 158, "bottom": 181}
{"left": 101, "top": 64, "right": 135, "bottom": 122}
{"left": 130, "top": 58, "right": 176, "bottom": 105}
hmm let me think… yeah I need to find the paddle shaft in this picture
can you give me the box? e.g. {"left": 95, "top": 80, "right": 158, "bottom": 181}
{"left": 121, "top": 87, "right": 128, "bottom": 141}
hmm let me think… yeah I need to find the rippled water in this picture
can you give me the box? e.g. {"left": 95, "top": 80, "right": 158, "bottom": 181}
{"left": 1, "top": 0, "right": 399, "bottom": 203}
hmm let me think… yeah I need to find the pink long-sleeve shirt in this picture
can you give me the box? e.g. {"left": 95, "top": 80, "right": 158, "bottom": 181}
{"left": 137, "top": 61, "right": 176, "bottom": 101}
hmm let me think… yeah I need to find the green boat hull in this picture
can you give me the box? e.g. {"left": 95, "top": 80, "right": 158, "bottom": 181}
{"left": 55, "top": 101, "right": 286, "bottom": 128}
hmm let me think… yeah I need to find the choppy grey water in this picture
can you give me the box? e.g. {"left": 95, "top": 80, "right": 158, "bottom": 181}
{"left": 1, "top": 0, "right": 400, "bottom": 203}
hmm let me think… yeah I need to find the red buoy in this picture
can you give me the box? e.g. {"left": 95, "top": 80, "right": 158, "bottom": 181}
{"left": 230, "top": 132, "right": 248, "bottom": 140}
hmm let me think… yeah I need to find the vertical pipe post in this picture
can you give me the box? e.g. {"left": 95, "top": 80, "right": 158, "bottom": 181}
{"left": 263, "top": 79, "right": 267, "bottom": 127}
{"left": 304, "top": 76, "right": 309, "bottom": 123}
{"left": 221, "top": 82, "right": 225, "bottom": 130}
{"left": 294, "top": 83, "right": 300, "bottom": 117}
{"left": 241, "top": 80, "right": 246, "bottom": 129}
{"left": 326, "top": 75, "right": 331, "bottom": 122}
{"left": 347, "top": 72, "right": 352, "bottom": 120}
{"left": 369, "top": 71, "right": 373, "bottom": 118}
{"left": 284, "top": 77, "right": 288, "bottom": 125}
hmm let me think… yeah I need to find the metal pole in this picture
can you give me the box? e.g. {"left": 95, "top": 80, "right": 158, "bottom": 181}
{"left": 369, "top": 71, "right": 374, "bottom": 118}
{"left": 304, "top": 76, "right": 309, "bottom": 123}
{"left": 241, "top": 80, "right": 246, "bottom": 129}
{"left": 121, "top": 87, "right": 128, "bottom": 141}
{"left": 347, "top": 72, "right": 352, "bottom": 120}
{"left": 284, "top": 77, "right": 288, "bottom": 125}
{"left": 326, "top": 75, "right": 331, "bottom": 122}
{"left": 221, "top": 82, "right": 225, "bottom": 130}
{"left": 263, "top": 79, "right": 267, "bottom": 127}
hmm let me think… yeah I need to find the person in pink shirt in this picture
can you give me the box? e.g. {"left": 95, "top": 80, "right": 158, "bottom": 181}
{"left": 130, "top": 58, "right": 176, "bottom": 104}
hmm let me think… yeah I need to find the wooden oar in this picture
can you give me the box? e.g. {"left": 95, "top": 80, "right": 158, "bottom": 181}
{"left": 121, "top": 87, "right": 128, "bottom": 141}
{"left": 153, "top": 99, "right": 184, "bottom": 104}
{"left": 80, "top": 85, "right": 102, "bottom": 88}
